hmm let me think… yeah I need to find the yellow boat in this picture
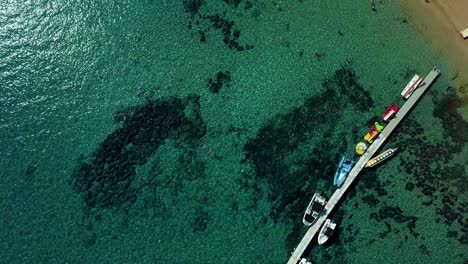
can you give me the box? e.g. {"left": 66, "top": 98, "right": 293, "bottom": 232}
{"left": 365, "top": 148, "right": 398, "bottom": 168}
{"left": 355, "top": 142, "right": 367, "bottom": 155}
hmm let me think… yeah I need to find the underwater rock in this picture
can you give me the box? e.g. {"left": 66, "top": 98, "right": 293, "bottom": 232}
{"left": 447, "top": 230, "right": 458, "bottom": 238}
{"left": 208, "top": 71, "right": 232, "bottom": 93}
{"left": 418, "top": 244, "right": 431, "bottom": 256}
{"left": 223, "top": 0, "right": 242, "bottom": 8}
{"left": 23, "top": 163, "right": 37, "bottom": 182}
{"left": 361, "top": 194, "right": 380, "bottom": 206}
{"left": 70, "top": 95, "right": 206, "bottom": 210}
{"left": 183, "top": 0, "right": 204, "bottom": 16}
{"left": 405, "top": 182, "right": 415, "bottom": 191}
{"left": 192, "top": 208, "right": 211, "bottom": 232}
{"left": 437, "top": 205, "right": 459, "bottom": 225}
{"left": 199, "top": 30, "right": 206, "bottom": 42}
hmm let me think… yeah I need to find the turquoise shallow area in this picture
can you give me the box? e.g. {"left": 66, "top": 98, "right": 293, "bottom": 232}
{"left": 0, "top": 1, "right": 466, "bottom": 263}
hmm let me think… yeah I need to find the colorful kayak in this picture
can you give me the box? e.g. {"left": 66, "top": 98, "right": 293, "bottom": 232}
{"left": 333, "top": 156, "right": 355, "bottom": 187}
{"left": 364, "top": 122, "right": 384, "bottom": 143}
{"left": 365, "top": 148, "right": 398, "bottom": 168}
{"left": 382, "top": 103, "right": 399, "bottom": 122}
{"left": 401, "top": 74, "right": 423, "bottom": 99}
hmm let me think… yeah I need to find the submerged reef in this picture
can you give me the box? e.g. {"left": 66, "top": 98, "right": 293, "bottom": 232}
{"left": 369, "top": 203, "right": 419, "bottom": 238}
{"left": 355, "top": 87, "right": 467, "bottom": 247}
{"left": 70, "top": 95, "right": 206, "bottom": 210}
{"left": 242, "top": 63, "right": 373, "bottom": 249}
{"left": 322, "top": 62, "right": 374, "bottom": 112}
{"left": 433, "top": 88, "right": 468, "bottom": 144}
{"left": 390, "top": 87, "right": 468, "bottom": 245}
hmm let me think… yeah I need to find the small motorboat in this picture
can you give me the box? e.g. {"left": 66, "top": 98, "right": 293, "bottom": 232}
{"left": 382, "top": 103, "right": 399, "bottom": 122}
{"left": 302, "top": 193, "right": 327, "bottom": 226}
{"left": 401, "top": 74, "right": 423, "bottom": 99}
{"left": 364, "top": 122, "right": 384, "bottom": 143}
{"left": 333, "top": 156, "right": 355, "bottom": 187}
{"left": 318, "top": 219, "right": 336, "bottom": 245}
{"left": 299, "top": 258, "right": 313, "bottom": 264}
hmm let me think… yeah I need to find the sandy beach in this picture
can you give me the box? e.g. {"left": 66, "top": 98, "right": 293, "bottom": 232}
{"left": 398, "top": 0, "right": 468, "bottom": 100}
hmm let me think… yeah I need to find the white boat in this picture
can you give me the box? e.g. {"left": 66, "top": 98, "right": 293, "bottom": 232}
{"left": 299, "top": 258, "right": 313, "bottom": 264}
{"left": 401, "top": 74, "right": 423, "bottom": 99}
{"left": 317, "top": 219, "right": 336, "bottom": 245}
{"left": 302, "top": 193, "right": 327, "bottom": 226}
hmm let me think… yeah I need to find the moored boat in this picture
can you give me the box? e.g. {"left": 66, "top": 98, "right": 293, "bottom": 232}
{"left": 365, "top": 148, "right": 398, "bottom": 168}
{"left": 401, "top": 74, "right": 423, "bottom": 99}
{"left": 318, "top": 219, "right": 336, "bottom": 245}
{"left": 302, "top": 193, "right": 327, "bottom": 226}
{"left": 299, "top": 258, "right": 313, "bottom": 264}
{"left": 382, "top": 103, "right": 399, "bottom": 122}
{"left": 364, "top": 122, "right": 384, "bottom": 143}
{"left": 333, "top": 156, "right": 355, "bottom": 187}
{"left": 355, "top": 142, "right": 367, "bottom": 155}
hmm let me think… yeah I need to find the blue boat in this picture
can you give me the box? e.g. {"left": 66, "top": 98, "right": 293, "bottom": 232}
{"left": 333, "top": 156, "right": 355, "bottom": 187}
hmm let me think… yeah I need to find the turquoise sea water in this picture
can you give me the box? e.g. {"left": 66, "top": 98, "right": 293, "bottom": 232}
{"left": 1, "top": 1, "right": 467, "bottom": 263}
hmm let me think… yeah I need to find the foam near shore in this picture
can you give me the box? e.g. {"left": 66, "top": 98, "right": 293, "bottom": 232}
{"left": 398, "top": 0, "right": 468, "bottom": 100}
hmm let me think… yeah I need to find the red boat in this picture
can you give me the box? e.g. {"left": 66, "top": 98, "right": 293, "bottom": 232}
{"left": 382, "top": 103, "right": 399, "bottom": 122}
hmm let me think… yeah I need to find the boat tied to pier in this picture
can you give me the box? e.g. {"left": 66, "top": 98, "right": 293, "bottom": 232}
{"left": 364, "top": 122, "right": 384, "bottom": 143}
{"left": 365, "top": 148, "right": 398, "bottom": 168}
{"left": 401, "top": 74, "right": 423, "bottom": 99}
{"left": 355, "top": 142, "right": 367, "bottom": 155}
{"left": 382, "top": 103, "right": 399, "bottom": 122}
{"left": 318, "top": 219, "right": 336, "bottom": 245}
{"left": 303, "top": 193, "right": 327, "bottom": 226}
{"left": 333, "top": 156, "right": 355, "bottom": 187}
{"left": 299, "top": 258, "right": 313, "bottom": 264}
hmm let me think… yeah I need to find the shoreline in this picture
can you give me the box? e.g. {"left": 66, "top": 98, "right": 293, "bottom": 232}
{"left": 397, "top": 0, "right": 468, "bottom": 102}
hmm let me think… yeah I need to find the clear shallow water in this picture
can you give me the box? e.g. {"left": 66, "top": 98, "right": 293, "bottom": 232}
{"left": 0, "top": 1, "right": 466, "bottom": 263}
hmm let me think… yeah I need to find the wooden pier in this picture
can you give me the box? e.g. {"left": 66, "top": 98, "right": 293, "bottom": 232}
{"left": 287, "top": 67, "right": 440, "bottom": 264}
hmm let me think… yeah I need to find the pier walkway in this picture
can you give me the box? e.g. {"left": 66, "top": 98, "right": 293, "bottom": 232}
{"left": 287, "top": 67, "right": 440, "bottom": 264}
